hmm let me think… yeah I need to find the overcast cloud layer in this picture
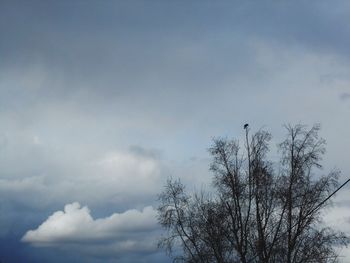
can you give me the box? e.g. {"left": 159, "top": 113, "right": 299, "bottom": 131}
{"left": 1, "top": 1, "right": 350, "bottom": 262}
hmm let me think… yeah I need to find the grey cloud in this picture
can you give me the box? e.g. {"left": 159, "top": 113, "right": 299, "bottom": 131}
{"left": 340, "top": 92, "right": 350, "bottom": 101}
{"left": 1, "top": 1, "right": 350, "bottom": 262}
{"left": 0, "top": 141, "right": 165, "bottom": 210}
{"left": 2, "top": 1, "right": 350, "bottom": 64}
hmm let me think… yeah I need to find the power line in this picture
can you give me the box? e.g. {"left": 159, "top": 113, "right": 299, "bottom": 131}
{"left": 248, "top": 177, "right": 350, "bottom": 263}
{"left": 307, "top": 177, "right": 350, "bottom": 217}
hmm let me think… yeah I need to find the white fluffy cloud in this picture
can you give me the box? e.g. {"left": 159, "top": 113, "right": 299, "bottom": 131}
{"left": 22, "top": 203, "right": 159, "bottom": 254}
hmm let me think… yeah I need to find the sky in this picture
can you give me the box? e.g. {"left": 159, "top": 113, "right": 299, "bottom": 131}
{"left": 1, "top": 0, "right": 350, "bottom": 262}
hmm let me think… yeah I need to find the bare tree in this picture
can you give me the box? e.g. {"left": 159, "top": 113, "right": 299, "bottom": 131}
{"left": 157, "top": 124, "right": 348, "bottom": 263}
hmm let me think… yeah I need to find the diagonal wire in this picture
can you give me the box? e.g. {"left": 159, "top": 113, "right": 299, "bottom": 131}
{"left": 247, "top": 177, "right": 350, "bottom": 263}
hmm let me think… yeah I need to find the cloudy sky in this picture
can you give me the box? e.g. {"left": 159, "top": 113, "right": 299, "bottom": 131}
{"left": 1, "top": 1, "right": 350, "bottom": 262}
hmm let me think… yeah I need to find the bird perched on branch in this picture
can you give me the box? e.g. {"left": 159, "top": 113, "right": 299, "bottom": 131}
{"left": 244, "top": 123, "right": 249, "bottom": 129}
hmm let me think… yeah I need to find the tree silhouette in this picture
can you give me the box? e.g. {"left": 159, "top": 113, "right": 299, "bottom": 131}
{"left": 158, "top": 124, "right": 349, "bottom": 263}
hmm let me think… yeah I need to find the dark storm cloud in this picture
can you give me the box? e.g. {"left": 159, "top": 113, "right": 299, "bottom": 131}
{"left": 1, "top": 0, "right": 349, "bottom": 135}
{"left": 2, "top": 0, "right": 350, "bottom": 123}
{"left": 2, "top": 1, "right": 350, "bottom": 94}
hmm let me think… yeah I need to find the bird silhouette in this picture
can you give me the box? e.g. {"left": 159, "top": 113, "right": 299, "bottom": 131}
{"left": 244, "top": 123, "right": 249, "bottom": 129}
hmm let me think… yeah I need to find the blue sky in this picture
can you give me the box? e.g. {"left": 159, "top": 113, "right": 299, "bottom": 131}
{"left": 1, "top": 1, "right": 350, "bottom": 262}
